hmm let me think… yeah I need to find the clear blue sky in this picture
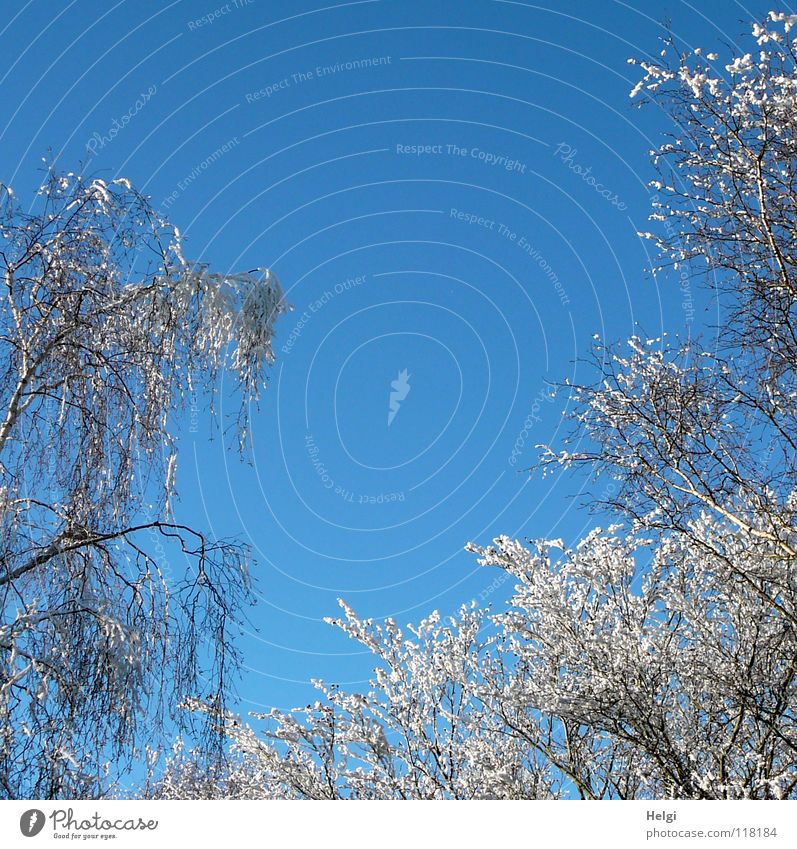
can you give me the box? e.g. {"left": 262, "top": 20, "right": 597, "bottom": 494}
{"left": 0, "top": 0, "right": 780, "bottom": 717}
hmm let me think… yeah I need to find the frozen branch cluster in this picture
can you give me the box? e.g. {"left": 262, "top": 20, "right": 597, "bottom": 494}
{"left": 154, "top": 512, "right": 796, "bottom": 799}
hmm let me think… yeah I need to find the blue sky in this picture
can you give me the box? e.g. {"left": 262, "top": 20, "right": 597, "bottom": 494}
{"left": 0, "top": 0, "right": 780, "bottom": 716}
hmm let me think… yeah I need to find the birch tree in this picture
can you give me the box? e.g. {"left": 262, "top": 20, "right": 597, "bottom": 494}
{"left": 0, "top": 168, "right": 287, "bottom": 798}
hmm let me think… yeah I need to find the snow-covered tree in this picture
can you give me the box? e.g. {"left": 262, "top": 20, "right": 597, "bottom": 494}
{"left": 150, "top": 12, "right": 797, "bottom": 802}
{"left": 0, "top": 167, "right": 287, "bottom": 798}
{"left": 152, "top": 514, "right": 797, "bottom": 800}
{"left": 150, "top": 604, "right": 559, "bottom": 800}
